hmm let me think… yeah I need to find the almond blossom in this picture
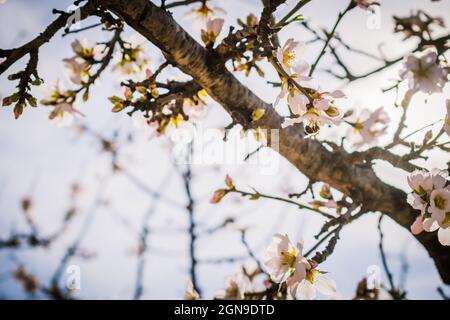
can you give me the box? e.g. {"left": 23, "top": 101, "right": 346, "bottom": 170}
{"left": 113, "top": 35, "right": 150, "bottom": 79}
{"left": 277, "top": 39, "right": 307, "bottom": 75}
{"left": 201, "top": 18, "right": 224, "bottom": 46}
{"left": 288, "top": 265, "right": 337, "bottom": 300}
{"left": 346, "top": 107, "right": 390, "bottom": 149}
{"left": 215, "top": 272, "right": 251, "bottom": 300}
{"left": 407, "top": 169, "right": 450, "bottom": 246}
{"left": 263, "top": 233, "right": 305, "bottom": 283}
{"left": 399, "top": 49, "right": 448, "bottom": 95}
{"left": 63, "top": 39, "right": 103, "bottom": 85}
{"left": 429, "top": 188, "right": 450, "bottom": 245}
{"left": 274, "top": 60, "right": 311, "bottom": 109}
{"left": 41, "top": 83, "right": 84, "bottom": 128}
{"left": 263, "top": 234, "right": 337, "bottom": 300}
{"left": 185, "top": 2, "right": 226, "bottom": 22}
{"left": 63, "top": 57, "right": 88, "bottom": 85}
{"left": 281, "top": 90, "right": 345, "bottom": 133}
{"left": 71, "top": 39, "right": 103, "bottom": 60}
{"left": 48, "top": 102, "right": 82, "bottom": 128}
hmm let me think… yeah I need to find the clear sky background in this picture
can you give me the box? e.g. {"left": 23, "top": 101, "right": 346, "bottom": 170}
{"left": 0, "top": 0, "right": 449, "bottom": 299}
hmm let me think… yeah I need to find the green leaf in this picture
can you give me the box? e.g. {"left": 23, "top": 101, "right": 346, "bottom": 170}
{"left": 108, "top": 96, "right": 124, "bottom": 104}
{"left": 82, "top": 89, "right": 90, "bottom": 102}
{"left": 26, "top": 95, "right": 37, "bottom": 107}
{"left": 2, "top": 93, "right": 20, "bottom": 106}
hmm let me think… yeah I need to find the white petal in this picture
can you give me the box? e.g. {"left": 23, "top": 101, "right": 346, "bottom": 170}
{"left": 423, "top": 218, "right": 439, "bottom": 232}
{"left": 297, "top": 279, "right": 316, "bottom": 300}
{"left": 438, "top": 228, "right": 450, "bottom": 246}
{"left": 315, "top": 274, "right": 337, "bottom": 296}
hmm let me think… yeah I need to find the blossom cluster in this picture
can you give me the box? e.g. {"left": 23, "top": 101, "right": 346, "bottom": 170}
{"left": 185, "top": 234, "right": 337, "bottom": 300}
{"left": 407, "top": 169, "right": 450, "bottom": 246}
{"left": 274, "top": 39, "right": 345, "bottom": 134}
{"left": 263, "top": 234, "right": 337, "bottom": 300}
{"left": 117, "top": 82, "right": 209, "bottom": 141}
{"left": 64, "top": 39, "right": 104, "bottom": 85}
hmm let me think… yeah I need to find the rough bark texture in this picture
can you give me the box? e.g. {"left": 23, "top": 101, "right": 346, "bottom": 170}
{"left": 101, "top": 0, "right": 450, "bottom": 283}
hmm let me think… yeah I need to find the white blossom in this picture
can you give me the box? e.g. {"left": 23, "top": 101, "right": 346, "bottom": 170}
{"left": 185, "top": 2, "right": 226, "bottom": 22}
{"left": 289, "top": 269, "right": 337, "bottom": 300}
{"left": 277, "top": 39, "right": 308, "bottom": 75}
{"left": 399, "top": 49, "right": 448, "bottom": 94}
{"left": 263, "top": 233, "right": 305, "bottom": 283}
{"left": 131, "top": 111, "right": 159, "bottom": 139}
{"left": 63, "top": 57, "right": 88, "bottom": 85}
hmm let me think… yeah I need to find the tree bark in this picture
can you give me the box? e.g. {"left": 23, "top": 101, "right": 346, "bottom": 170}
{"left": 101, "top": 0, "right": 450, "bottom": 283}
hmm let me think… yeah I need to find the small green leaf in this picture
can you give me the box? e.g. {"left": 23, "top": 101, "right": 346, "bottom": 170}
{"left": 108, "top": 96, "right": 125, "bottom": 104}
{"left": 26, "top": 95, "right": 37, "bottom": 107}
{"left": 82, "top": 89, "right": 90, "bottom": 102}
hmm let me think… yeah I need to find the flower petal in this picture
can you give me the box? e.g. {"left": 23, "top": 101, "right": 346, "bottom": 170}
{"left": 438, "top": 228, "right": 450, "bottom": 246}
{"left": 297, "top": 279, "right": 316, "bottom": 300}
{"left": 315, "top": 274, "right": 337, "bottom": 296}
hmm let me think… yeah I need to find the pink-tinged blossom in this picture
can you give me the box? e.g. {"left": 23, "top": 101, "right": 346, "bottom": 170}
{"left": 112, "top": 35, "right": 151, "bottom": 80}
{"left": 407, "top": 169, "right": 434, "bottom": 195}
{"left": 280, "top": 87, "right": 344, "bottom": 132}
{"left": 282, "top": 90, "right": 345, "bottom": 132}
{"left": 406, "top": 169, "right": 450, "bottom": 246}
{"left": 63, "top": 57, "right": 88, "bottom": 85}
{"left": 185, "top": 2, "right": 226, "bottom": 22}
{"left": 346, "top": 107, "right": 390, "bottom": 149}
{"left": 263, "top": 234, "right": 305, "bottom": 283}
{"left": 274, "top": 60, "right": 311, "bottom": 111}
{"left": 399, "top": 49, "right": 448, "bottom": 94}
{"left": 277, "top": 39, "right": 308, "bottom": 75}
{"left": 41, "top": 83, "right": 84, "bottom": 128}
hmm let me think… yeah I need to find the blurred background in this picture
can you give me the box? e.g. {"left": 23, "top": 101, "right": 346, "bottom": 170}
{"left": 0, "top": 0, "right": 449, "bottom": 299}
